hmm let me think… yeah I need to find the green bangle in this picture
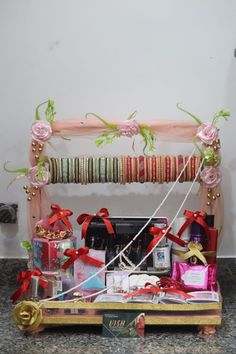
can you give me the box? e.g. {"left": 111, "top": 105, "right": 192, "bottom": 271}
{"left": 107, "top": 157, "right": 112, "bottom": 182}
{"left": 48, "top": 158, "right": 54, "bottom": 183}
{"left": 113, "top": 157, "right": 118, "bottom": 183}
{"left": 118, "top": 156, "right": 122, "bottom": 184}
{"left": 88, "top": 157, "right": 92, "bottom": 183}
{"left": 100, "top": 157, "right": 106, "bottom": 183}
{"left": 62, "top": 158, "right": 67, "bottom": 183}
{"left": 71, "top": 158, "right": 74, "bottom": 183}
{"left": 92, "top": 157, "right": 96, "bottom": 183}
{"left": 79, "top": 157, "right": 83, "bottom": 184}
{"left": 75, "top": 158, "right": 79, "bottom": 183}
{"left": 96, "top": 157, "right": 100, "bottom": 183}
{"left": 84, "top": 156, "right": 88, "bottom": 184}
{"left": 53, "top": 158, "right": 57, "bottom": 184}
{"left": 56, "top": 158, "right": 61, "bottom": 183}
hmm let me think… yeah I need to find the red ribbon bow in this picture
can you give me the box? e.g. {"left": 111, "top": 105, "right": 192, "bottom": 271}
{"left": 124, "top": 277, "right": 192, "bottom": 299}
{"left": 177, "top": 210, "right": 210, "bottom": 239}
{"left": 10, "top": 268, "right": 48, "bottom": 303}
{"left": 77, "top": 208, "right": 115, "bottom": 239}
{"left": 62, "top": 246, "right": 104, "bottom": 270}
{"left": 147, "top": 226, "right": 186, "bottom": 254}
{"left": 49, "top": 204, "right": 73, "bottom": 229}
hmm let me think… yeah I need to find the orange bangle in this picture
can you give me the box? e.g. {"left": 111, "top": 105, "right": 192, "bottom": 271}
{"left": 152, "top": 156, "right": 156, "bottom": 183}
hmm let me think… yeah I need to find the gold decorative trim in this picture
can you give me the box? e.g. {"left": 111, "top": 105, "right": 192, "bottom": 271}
{"left": 40, "top": 301, "right": 222, "bottom": 311}
{"left": 41, "top": 315, "right": 221, "bottom": 326}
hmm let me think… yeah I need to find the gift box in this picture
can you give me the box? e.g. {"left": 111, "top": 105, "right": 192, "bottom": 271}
{"left": 105, "top": 272, "right": 160, "bottom": 294}
{"left": 35, "top": 204, "right": 73, "bottom": 240}
{"left": 32, "top": 237, "right": 76, "bottom": 276}
{"left": 81, "top": 213, "right": 168, "bottom": 270}
{"left": 106, "top": 271, "right": 129, "bottom": 294}
{"left": 30, "top": 271, "right": 76, "bottom": 300}
{"left": 172, "top": 261, "right": 217, "bottom": 291}
{"left": 30, "top": 273, "right": 61, "bottom": 299}
{"left": 73, "top": 249, "right": 106, "bottom": 296}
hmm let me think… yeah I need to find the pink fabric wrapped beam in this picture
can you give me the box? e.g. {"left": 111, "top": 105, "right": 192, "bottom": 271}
{"left": 52, "top": 118, "right": 198, "bottom": 142}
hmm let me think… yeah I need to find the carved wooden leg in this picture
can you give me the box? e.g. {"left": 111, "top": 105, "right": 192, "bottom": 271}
{"left": 198, "top": 325, "right": 216, "bottom": 335}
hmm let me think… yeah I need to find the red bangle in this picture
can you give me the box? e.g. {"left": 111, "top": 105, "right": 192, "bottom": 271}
{"left": 166, "top": 156, "right": 170, "bottom": 182}
{"left": 156, "top": 156, "right": 160, "bottom": 183}
{"left": 152, "top": 156, "right": 156, "bottom": 183}
{"left": 184, "top": 156, "right": 188, "bottom": 182}
{"left": 127, "top": 156, "right": 131, "bottom": 183}
{"left": 178, "top": 155, "right": 184, "bottom": 183}
{"left": 133, "top": 157, "right": 138, "bottom": 182}
{"left": 174, "top": 156, "right": 177, "bottom": 181}
{"left": 191, "top": 156, "right": 195, "bottom": 181}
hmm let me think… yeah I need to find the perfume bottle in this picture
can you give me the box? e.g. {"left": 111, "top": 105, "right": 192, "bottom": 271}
{"left": 204, "top": 215, "right": 218, "bottom": 264}
{"left": 189, "top": 221, "right": 205, "bottom": 265}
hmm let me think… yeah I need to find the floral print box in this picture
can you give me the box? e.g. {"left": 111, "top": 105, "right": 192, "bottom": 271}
{"left": 33, "top": 237, "right": 76, "bottom": 276}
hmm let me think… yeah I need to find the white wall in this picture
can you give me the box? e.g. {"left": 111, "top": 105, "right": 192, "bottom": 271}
{"left": 0, "top": 0, "right": 236, "bottom": 258}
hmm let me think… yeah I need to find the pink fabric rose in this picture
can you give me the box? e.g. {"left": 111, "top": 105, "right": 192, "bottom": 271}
{"left": 31, "top": 121, "right": 52, "bottom": 143}
{"left": 118, "top": 120, "right": 140, "bottom": 137}
{"left": 196, "top": 123, "right": 219, "bottom": 145}
{"left": 200, "top": 166, "right": 221, "bottom": 188}
{"left": 27, "top": 165, "right": 50, "bottom": 187}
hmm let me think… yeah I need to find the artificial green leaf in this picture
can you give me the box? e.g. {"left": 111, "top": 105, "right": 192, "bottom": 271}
{"left": 176, "top": 103, "right": 203, "bottom": 125}
{"left": 3, "top": 161, "right": 29, "bottom": 175}
{"left": 85, "top": 112, "right": 118, "bottom": 131}
{"left": 35, "top": 100, "right": 50, "bottom": 121}
{"left": 212, "top": 109, "right": 230, "bottom": 125}
{"left": 203, "top": 147, "right": 221, "bottom": 166}
{"left": 45, "top": 99, "right": 56, "bottom": 124}
{"left": 21, "top": 240, "right": 32, "bottom": 253}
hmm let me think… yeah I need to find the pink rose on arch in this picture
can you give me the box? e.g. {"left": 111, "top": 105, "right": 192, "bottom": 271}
{"left": 31, "top": 121, "right": 52, "bottom": 143}
{"left": 200, "top": 166, "right": 221, "bottom": 189}
{"left": 196, "top": 123, "right": 219, "bottom": 145}
{"left": 118, "top": 120, "right": 140, "bottom": 137}
{"left": 27, "top": 165, "right": 50, "bottom": 187}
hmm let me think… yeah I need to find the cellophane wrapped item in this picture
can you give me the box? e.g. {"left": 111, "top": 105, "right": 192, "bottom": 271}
{"left": 73, "top": 249, "right": 106, "bottom": 297}
{"left": 32, "top": 237, "right": 76, "bottom": 277}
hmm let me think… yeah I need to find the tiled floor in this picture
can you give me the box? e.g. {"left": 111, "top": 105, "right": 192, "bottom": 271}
{"left": 0, "top": 259, "right": 236, "bottom": 354}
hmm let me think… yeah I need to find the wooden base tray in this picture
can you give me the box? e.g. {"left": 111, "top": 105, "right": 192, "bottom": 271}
{"left": 13, "top": 294, "right": 222, "bottom": 335}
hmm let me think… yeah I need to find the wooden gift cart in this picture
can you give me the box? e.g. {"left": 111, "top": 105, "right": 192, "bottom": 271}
{"left": 12, "top": 106, "right": 224, "bottom": 335}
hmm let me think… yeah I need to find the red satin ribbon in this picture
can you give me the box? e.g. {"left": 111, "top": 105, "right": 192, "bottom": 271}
{"left": 62, "top": 246, "right": 104, "bottom": 270}
{"left": 177, "top": 210, "right": 210, "bottom": 239}
{"left": 77, "top": 208, "right": 115, "bottom": 239}
{"left": 48, "top": 204, "right": 73, "bottom": 229}
{"left": 10, "top": 268, "right": 48, "bottom": 303}
{"left": 147, "top": 226, "right": 186, "bottom": 254}
{"left": 124, "top": 277, "right": 192, "bottom": 299}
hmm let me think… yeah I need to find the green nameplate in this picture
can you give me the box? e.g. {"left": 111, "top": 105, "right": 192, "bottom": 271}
{"left": 102, "top": 311, "right": 145, "bottom": 338}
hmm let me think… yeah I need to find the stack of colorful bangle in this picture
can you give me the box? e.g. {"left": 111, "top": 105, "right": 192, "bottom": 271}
{"left": 48, "top": 155, "right": 201, "bottom": 185}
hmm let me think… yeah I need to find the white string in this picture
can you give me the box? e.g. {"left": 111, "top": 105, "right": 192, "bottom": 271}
{"left": 67, "top": 157, "right": 205, "bottom": 302}
{"left": 132, "top": 158, "right": 205, "bottom": 272}
{"left": 41, "top": 148, "right": 197, "bottom": 302}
